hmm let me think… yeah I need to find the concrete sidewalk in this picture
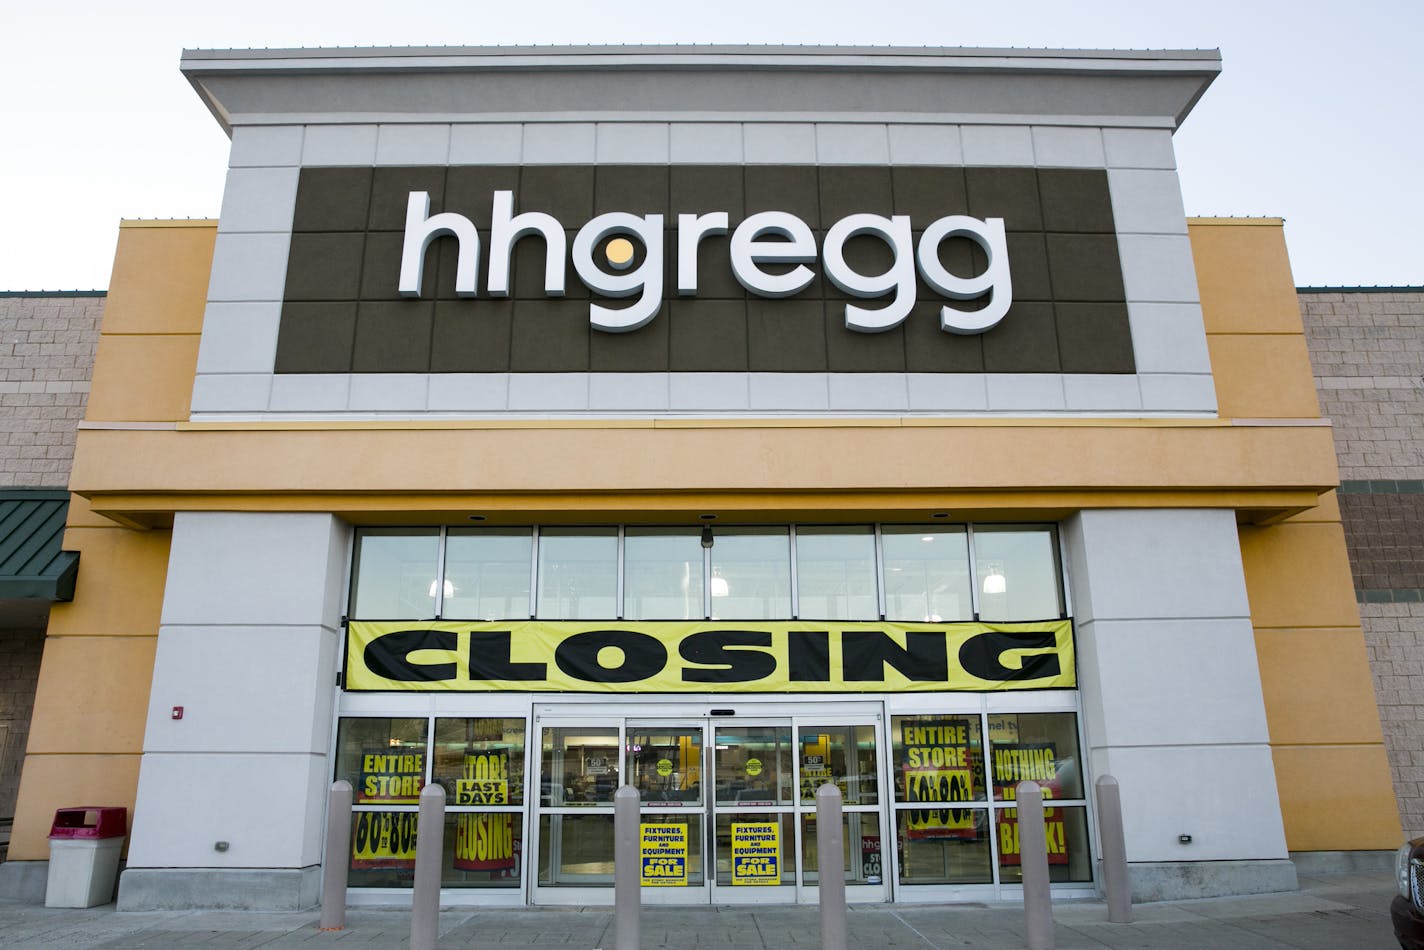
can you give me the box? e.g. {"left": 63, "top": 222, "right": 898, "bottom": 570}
{"left": 0, "top": 871, "right": 1400, "bottom": 949}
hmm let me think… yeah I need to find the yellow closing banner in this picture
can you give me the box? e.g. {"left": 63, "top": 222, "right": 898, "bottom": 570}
{"left": 344, "top": 619, "right": 1075, "bottom": 693}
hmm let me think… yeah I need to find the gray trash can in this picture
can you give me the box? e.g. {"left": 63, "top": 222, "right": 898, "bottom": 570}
{"left": 45, "top": 807, "right": 127, "bottom": 908}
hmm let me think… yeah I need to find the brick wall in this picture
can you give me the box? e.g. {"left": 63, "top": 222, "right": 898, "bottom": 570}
{"left": 0, "top": 294, "right": 104, "bottom": 487}
{"left": 0, "top": 630, "right": 44, "bottom": 824}
{"left": 0, "top": 293, "right": 104, "bottom": 836}
{"left": 1301, "top": 289, "right": 1424, "bottom": 837}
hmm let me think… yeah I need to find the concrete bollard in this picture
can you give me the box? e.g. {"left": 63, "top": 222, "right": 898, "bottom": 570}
{"left": 815, "top": 783, "right": 847, "bottom": 950}
{"left": 1095, "top": 775, "right": 1131, "bottom": 923}
{"left": 1016, "top": 780, "right": 1055, "bottom": 950}
{"left": 318, "top": 780, "right": 353, "bottom": 931}
{"left": 410, "top": 783, "right": 446, "bottom": 950}
{"left": 614, "top": 785, "right": 641, "bottom": 950}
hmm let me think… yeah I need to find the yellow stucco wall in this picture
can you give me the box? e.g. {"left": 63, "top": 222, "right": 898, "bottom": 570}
{"left": 1191, "top": 218, "right": 1401, "bottom": 849}
{"left": 11, "top": 215, "right": 1399, "bottom": 862}
{"left": 5, "top": 221, "right": 210, "bottom": 859}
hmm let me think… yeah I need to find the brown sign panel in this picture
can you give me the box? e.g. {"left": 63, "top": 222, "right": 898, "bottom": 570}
{"left": 276, "top": 165, "right": 1131, "bottom": 376}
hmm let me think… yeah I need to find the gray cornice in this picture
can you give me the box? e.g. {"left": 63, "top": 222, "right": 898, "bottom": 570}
{"left": 180, "top": 44, "right": 1220, "bottom": 137}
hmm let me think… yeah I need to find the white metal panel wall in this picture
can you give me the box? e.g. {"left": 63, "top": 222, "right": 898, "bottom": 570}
{"left": 189, "top": 118, "right": 1215, "bottom": 420}
{"left": 1060, "top": 508, "right": 1288, "bottom": 863}
{"left": 125, "top": 512, "right": 350, "bottom": 870}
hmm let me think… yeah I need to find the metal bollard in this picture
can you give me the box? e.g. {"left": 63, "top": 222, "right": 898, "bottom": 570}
{"left": 1016, "top": 780, "right": 1055, "bottom": 950}
{"left": 1095, "top": 775, "right": 1131, "bottom": 923}
{"left": 614, "top": 785, "right": 641, "bottom": 950}
{"left": 410, "top": 783, "right": 446, "bottom": 950}
{"left": 318, "top": 780, "right": 352, "bottom": 931}
{"left": 815, "top": 783, "right": 847, "bottom": 950}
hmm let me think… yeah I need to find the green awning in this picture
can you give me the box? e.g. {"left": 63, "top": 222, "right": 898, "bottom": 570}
{"left": 0, "top": 491, "right": 79, "bottom": 602}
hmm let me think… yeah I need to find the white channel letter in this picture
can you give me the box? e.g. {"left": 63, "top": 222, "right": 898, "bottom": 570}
{"left": 572, "top": 212, "right": 665, "bottom": 332}
{"left": 916, "top": 216, "right": 1013, "bottom": 334}
{"left": 729, "top": 211, "right": 817, "bottom": 298}
{"left": 676, "top": 212, "right": 730, "bottom": 296}
{"left": 487, "top": 190, "right": 566, "bottom": 298}
{"left": 822, "top": 213, "right": 917, "bottom": 332}
{"left": 397, "top": 192, "right": 480, "bottom": 298}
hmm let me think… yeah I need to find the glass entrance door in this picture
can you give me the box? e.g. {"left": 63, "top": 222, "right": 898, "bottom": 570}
{"left": 627, "top": 721, "right": 711, "bottom": 904}
{"left": 709, "top": 720, "right": 797, "bottom": 902}
{"left": 531, "top": 704, "right": 888, "bottom": 905}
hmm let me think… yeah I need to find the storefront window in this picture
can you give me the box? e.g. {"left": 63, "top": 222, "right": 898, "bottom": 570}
{"left": 882, "top": 526, "right": 972, "bottom": 622}
{"left": 892, "top": 715, "right": 986, "bottom": 805}
{"left": 624, "top": 528, "right": 704, "bottom": 620}
{"left": 987, "top": 713, "right": 1083, "bottom": 801}
{"left": 442, "top": 528, "right": 532, "bottom": 620}
{"left": 795, "top": 526, "right": 877, "bottom": 620}
{"left": 995, "top": 804, "right": 1092, "bottom": 884}
{"left": 350, "top": 529, "right": 439, "bottom": 619}
{"left": 348, "top": 521, "right": 1071, "bottom": 624}
{"left": 335, "top": 717, "right": 429, "bottom": 803}
{"left": 895, "top": 808, "right": 993, "bottom": 884}
{"left": 889, "top": 711, "right": 1088, "bottom": 888}
{"left": 973, "top": 526, "right": 1063, "bottom": 621}
{"left": 798, "top": 725, "right": 878, "bottom": 805}
{"left": 335, "top": 717, "right": 429, "bottom": 888}
{"left": 536, "top": 528, "right": 618, "bottom": 619}
{"left": 708, "top": 526, "right": 791, "bottom": 620}
{"left": 444, "top": 812, "right": 523, "bottom": 887}
{"left": 433, "top": 718, "right": 525, "bottom": 806}
{"left": 349, "top": 811, "right": 423, "bottom": 887}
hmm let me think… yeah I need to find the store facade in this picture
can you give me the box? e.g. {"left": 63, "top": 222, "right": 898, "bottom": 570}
{"left": 1, "top": 46, "right": 1400, "bottom": 910}
{"left": 338, "top": 521, "right": 1084, "bottom": 904}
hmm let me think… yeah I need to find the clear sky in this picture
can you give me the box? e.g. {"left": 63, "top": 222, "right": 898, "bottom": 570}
{"left": 1, "top": 0, "right": 1418, "bottom": 290}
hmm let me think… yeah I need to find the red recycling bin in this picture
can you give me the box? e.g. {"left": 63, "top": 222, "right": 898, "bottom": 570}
{"left": 46, "top": 807, "right": 128, "bottom": 907}
{"left": 49, "top": 807, "right": 128, "bottom": 840}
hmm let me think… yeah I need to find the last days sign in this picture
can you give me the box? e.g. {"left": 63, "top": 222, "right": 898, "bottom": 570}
{"left": 344, "top": 619, "right": 1075, "bottom": 693}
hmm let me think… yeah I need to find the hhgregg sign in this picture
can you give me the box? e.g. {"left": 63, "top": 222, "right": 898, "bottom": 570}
{"left": 276, "top": 164, "right": 1133, "bottom": 377}
{"left": 398, "top": 189, "right": 1011, "bottom": 335}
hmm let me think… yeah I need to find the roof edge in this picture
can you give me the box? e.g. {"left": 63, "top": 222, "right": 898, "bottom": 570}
{"left": 181, "top": 44, "right": 1223, "bottom": 64}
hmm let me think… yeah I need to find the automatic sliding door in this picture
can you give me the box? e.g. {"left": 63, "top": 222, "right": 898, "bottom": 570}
{"left": 710, "top": 722, "right": 798, "bottom": 900}
{"left": 533, "top": 705, "right": 890, "bottom": 905}
{"left": 797, "top": 724, "right": 885, "bottom": 893}
{"left": 536, "top": 724, "right": 620, "bottom": 895}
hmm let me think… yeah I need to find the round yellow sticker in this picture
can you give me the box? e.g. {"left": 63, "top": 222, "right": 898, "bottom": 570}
{"left": 745, "top": 758, "right": 763, "bottom": 777}
{"left": 656, "top": 758, "right": 673, "bottom": 777}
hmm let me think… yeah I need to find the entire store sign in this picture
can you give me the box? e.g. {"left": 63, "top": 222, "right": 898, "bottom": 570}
{"left": 398, "top": 190, "right": 1012, "bottom": 334}
{"left": 344, "top": 619, "right": 1076, "bottom": 693}
{"left": 351, "top": 749, "right": 424, "bottom": 868}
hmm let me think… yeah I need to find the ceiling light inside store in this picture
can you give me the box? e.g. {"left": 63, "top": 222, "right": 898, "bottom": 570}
{"left": 982, "top": 569, "right": 1006, "bottom": 595}
{"left": 710, "top": 576, "right": 730, "bottom": 597}
{"left": 428, "top": 579, "right": 456, "bottom": 598}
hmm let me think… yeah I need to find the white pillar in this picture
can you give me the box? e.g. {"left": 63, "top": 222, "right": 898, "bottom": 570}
{"left": 1060, "top": 509, "right": 1294, "bottom": 900}
{"left": 119, "top": 512, "right": 350, "bottom": 910}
